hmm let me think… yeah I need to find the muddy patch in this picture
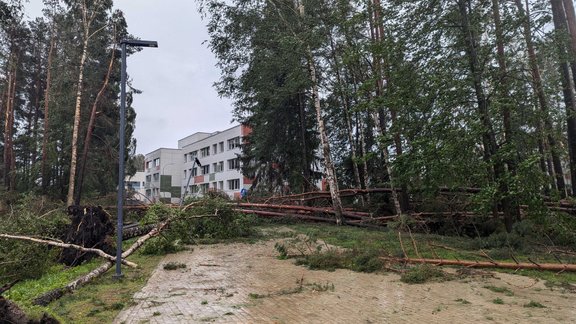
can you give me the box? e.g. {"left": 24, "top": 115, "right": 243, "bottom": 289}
{"left": 115, "top": 240, "right": 575, "bottom": 323}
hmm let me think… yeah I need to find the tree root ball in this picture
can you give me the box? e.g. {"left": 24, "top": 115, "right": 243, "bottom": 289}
{"left": 58, "top": 206, "right": 115, "bottom": 266}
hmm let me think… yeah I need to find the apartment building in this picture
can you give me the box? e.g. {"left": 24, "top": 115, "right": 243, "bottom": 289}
{"left": 179, "top": 125, "right": 252, "bottom": 200}
{"left": 125, "top": 171, "right": 147, "bottom": 202}
{"left": 143, "top": 148, "right": 182, "bottom": 204}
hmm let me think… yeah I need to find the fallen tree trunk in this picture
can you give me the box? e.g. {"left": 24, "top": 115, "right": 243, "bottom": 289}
{"left": 0, "top": 233, "right": 137, "bottom": 268}
{"left": 382, "top": 256, "right": 576, "bottom": 272}
{"left": 32, "top": 213, "right": 216, "bottom": 306}
{"left": 235, "top": 202, "right": 371, "bottom": 219}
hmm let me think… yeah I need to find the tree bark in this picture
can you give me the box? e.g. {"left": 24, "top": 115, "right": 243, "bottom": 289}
{"left": 67, "top": 35, "right": 89, "bottom": 206}
{"left": 41, "top": 29, "right": 56, "bottom": 191}
{"left": 75, "top": 45, "right": 115, "bottom": 204}
{"left": 0, "top": 233, "right": 137, "bottom": 267}
{"left": 3, "top": 60, "right": 17, "bottom": 191}
{"left": 327, "top": 28, "right": 364, "bottom": 205}
{"left": 382, "top": 256, "right": 576, "bottom": 272}
{"left": 515, "top": 0, "right": 566, "bottom": 196}
{"left": 551, "top": 0, "right": 576, "bottom": 196}
{"left": 67, "top": 0, "right": 103, "bottom": 205}
{"left": 491, "top": 0, "right": 521, "bottom": 224}
{"left": 296, "top": 0, "right": 344, "bottom": 224}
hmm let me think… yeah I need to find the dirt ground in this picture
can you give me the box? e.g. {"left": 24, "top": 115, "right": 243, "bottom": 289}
{"left": 115, "top": 230, "right": 576, "bottom": 323}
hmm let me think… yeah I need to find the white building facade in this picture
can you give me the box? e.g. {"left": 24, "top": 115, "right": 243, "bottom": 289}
{"left": 125, "top": 171, "right": 147, "bottom": 203}
{"left": 144, "top": 148, "right": 183, "bottom": 204}
{"left": 179, "top": 125, "right": 252, "bottom": 200}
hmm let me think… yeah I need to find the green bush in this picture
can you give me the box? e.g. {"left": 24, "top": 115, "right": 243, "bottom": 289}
{"left": 296, "top": 249, "right": 384, "bottom": 273}
{"left": 0, "top": 193, "right": 69, "bottom": 282}
{"left": 140, "top": 197, "right": 256, "bottom": 254}
{"left": 400, "top": 264, "right": 448, "bottom": 284}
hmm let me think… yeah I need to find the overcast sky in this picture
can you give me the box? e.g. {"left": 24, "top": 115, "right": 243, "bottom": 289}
{"left": 24, "top": 0, "right": 235, "bottom": 155}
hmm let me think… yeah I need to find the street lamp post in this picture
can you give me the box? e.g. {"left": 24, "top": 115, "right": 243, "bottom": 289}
{"left": 115, "top": 39, "right": 158, "bottom": 279}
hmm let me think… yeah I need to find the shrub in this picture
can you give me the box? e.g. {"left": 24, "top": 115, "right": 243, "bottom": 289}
{"left": 400, "top": 264, "right": 448, "bottom": 284}
{"left": 140, "top": 197, "right": 256, "bottom": 254}
{"left": 0, "top": 193, "right": 69, "bottom": 282}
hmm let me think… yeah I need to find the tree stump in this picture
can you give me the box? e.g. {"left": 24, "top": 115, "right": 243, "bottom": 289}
{"left": 58, "top": 206, "right": 115, "bottom": 266}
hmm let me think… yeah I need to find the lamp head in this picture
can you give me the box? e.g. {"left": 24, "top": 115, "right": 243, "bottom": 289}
{"left": 121, "top": 39, "right": 158, "bottom": 48}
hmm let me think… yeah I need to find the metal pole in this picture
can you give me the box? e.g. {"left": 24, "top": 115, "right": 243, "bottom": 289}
{"left": 181, "top": 160, "right": 197, "bottom": 205}
{"left": 115, "top": 42, "right": 127, "bottom": 279}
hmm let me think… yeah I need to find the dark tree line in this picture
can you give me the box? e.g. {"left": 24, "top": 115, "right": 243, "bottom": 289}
{"left": 0, "top": 0, "right": 139, "bottom": 203}
{"left": 202, "top": 0, "right": 576, "bottom": 231}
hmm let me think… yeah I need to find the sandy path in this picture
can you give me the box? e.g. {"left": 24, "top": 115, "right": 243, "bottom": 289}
{"left": 115, "top": 238, "right": 575, "bottom": 323}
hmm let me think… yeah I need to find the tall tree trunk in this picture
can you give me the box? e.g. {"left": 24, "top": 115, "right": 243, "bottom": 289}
{"left": 491, "top": 0, "right": 521, "bottom": 223}
{"left": 458, "top": 0, "right": 512, "bottom": 230}
{"left": 550, "top": 0, "right": 576, "bottom": 196}
{"left": 3, "top": 61, "right": 17, "bottom": 190}
{"left": 297, "top": 92, "right": 311, "bottom": 192}
{"left": 368, "top": 0, "right": 408, "bottom": 214}
{"left": 41, "top": 21, "right": 56, "bottom": 191}
{"left": 67, "top": 36, "right": 89, "bottom": 206}
{"left": 327, "top": 28, "right": 364, "bottom": 205}
{"left": 516, "top": 0, "right": 566, "bottom": 196}
{"left": 296, "top": 0, "right": 344, "bottom": 224}
{"left": 75, "top": 46, "right": 115, "bottom": 204}
{"left": 66, "top": 0, "right": 102, "bottom": 205}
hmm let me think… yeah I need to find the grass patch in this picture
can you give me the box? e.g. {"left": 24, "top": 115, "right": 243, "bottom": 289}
{"left": 6, "top": 245, "right": 163, "bottom": 323}
{"left": 400, "top": 265, "right": 449, "bottom": 284}
{"left": 201, "top": 300, "right": 208, "bottom": 305}
{"left": 455, "top": 298, "right": 471, "bottom": 304}
{"left": 248, "top": 293, "right": 266, "bottom": 299}
{"left": 483, "top": 285, "right": 514, "bottom": 296}
{"left": 295, "top": 249, "right": 383, "bottom": 273}
{"left": 524, "top": 300, "right": 546, "bottom": 308}
{"left": 163, "top": 262, "right": 187, "bottom": 270}
{"left": 492, "top": 298, "right": 504, "bottom": 304}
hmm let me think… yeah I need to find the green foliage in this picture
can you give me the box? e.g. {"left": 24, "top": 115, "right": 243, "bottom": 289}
{"left": 483, "top": 285, "right": 514, "bottom": 296}
{"left": 163, "top": 262, "right": 187, "bottom": 270}
{"left": 295, "top": 248, "right": 384, "bottom": 273}
{"left": 492, "top": 298, "right": 504, "bottom": 305}
{"left": 141, "top": 198, "right": 256, "bottom": 254}
{"left": 524, "top": 300, "right": 546, "bottom": 308}
{"left": 274, "top": 242, "right": 288, "bottom": 259}
{"left": 399, "top": 265, "right": 449, "bottom": 284}
{"left": 0, "top": 194, "right": 69, "bottom": 282}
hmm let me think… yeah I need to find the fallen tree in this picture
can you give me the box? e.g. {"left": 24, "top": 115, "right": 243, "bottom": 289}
{"left": 382, "top": 256, "right": 576, "bottom": 272}
{"left": 0, "top": 233, "right": 137, "bottom": 268}
{"left": 32, "top": 210, "right": 218, "bottom": 306}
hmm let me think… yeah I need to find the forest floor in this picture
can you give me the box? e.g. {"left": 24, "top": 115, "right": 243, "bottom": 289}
{"left": 114, "top": 227, "right": 576, "bottom": 324}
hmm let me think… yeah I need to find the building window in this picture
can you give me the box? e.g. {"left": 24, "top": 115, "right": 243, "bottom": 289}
{"left": 201, "top": 165, "right": 210, "bottom": 175}
{"left": 190, "top": 150, "right": 198, "bottom": 158}
{"left": 146, "top": 175, "right": 151, "bottom": 182}
{"left": 184, "top": 154, "right": 188, "bottom": 162}
{"left": 200, "top": 147, "right": 210, "bottom": 157}
{"left": 212, "top": 182, "right": 217, "bottom": 189}
{"left": 212, "top": 162, "right": 218, "bottom": 173}
{"left": 228, "top": 179, "right": 240, "bottom": 190}
{"left": 218, "top": 161, "right": 224, "bottom": 172}
{"left": 218, "top": 181, "right": 224, "bottom": 190}
{"left": 228, "top": 137, "right": 240, "bottom": 150}
{"left": 200, "top": 183, "right": 209, "bottom": 193}
{"left": 191, "top": 167, "right": 198, "bottom": 176}
{"left": 153, "top": 158, "right": 160, "bottom": 167}
{"left": 153, "top": 173, "right": 159, "bottom": 181}
{"left": 184, "top": 170, "right": 187, "bottom": 179}
{"left": 146, "top": 161, "right": 151, "bottom": 169}
{"left": 219, "top": 142, "right": 224, "bottom": 152}
{"left": 228, "top": 158, "right": 240, "bottom": 170}
{"left": 213, "top": 144, "right": 218, "bottom": 155}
